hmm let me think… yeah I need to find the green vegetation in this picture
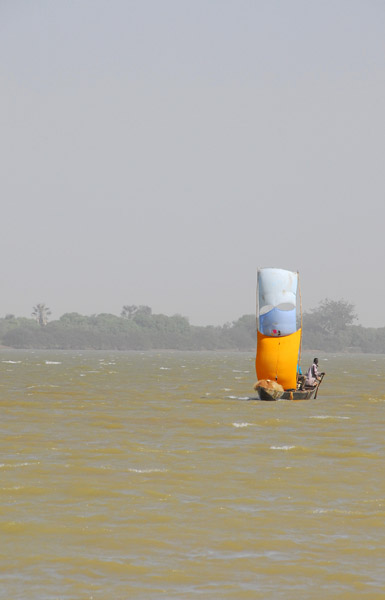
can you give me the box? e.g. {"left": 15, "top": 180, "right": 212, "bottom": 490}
{"left": 0, "top": 300, "right": 384, "bottom": 352}
{"left": 301, "top": 299, "right": 385, "bottom": 353}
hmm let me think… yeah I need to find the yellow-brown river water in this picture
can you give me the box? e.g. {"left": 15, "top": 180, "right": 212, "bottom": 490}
{"left": 1, "top": 350, "right": 384, "bottom": 599}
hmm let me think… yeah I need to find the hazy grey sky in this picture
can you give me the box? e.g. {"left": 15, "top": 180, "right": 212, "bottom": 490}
{"left": 1, "top": 0, "right": 384, "bottom": 326}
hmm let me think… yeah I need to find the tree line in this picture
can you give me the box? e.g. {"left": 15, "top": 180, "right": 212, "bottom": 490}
{"left": 0, "top": 299, "right": 384, "bottom": 353}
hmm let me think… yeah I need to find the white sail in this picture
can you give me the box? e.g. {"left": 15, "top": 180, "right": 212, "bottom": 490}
{"left": 258, "top": 268, "right": 298, "bottom": 316}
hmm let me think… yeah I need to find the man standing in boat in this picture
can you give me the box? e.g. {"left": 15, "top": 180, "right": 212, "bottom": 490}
{"left": 305, "top": 358, "right": 324, "bottom": 387}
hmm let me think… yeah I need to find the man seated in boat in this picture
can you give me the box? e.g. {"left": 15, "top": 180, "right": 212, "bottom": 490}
{"left": 304, "top": 358, "right": 324, "bottom": 387}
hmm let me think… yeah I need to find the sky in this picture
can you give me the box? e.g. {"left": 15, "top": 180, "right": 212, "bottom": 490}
{"left": 1, "top": 0, "right": 384, "bottom": 327}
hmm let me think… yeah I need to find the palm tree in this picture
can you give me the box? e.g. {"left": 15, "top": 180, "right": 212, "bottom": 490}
{"left": 32, "top": 303, "right": 51, "bottom": 326}
{"left": 121, "top": 305, "right": 138, "bottom": 319}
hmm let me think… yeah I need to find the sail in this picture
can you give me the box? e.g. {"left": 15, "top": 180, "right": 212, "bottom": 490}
{"left": 259, "top": 307, "right": 297, "bottom": 336}
{"left": 256, "top": 329, "right": 301, "bottom": 390}
{"left": 256, "top": 268, "right": 301, "bottom": 390}
{"left": 258, "top": 268, "right": 298, "bottom": 317}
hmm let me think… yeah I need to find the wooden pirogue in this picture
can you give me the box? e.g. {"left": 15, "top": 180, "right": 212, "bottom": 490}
{"left": 254, "top": 374, "right": 325, "bottom": 401}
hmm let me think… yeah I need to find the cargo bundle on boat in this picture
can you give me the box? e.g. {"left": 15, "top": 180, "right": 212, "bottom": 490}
{"left": 253, "top": 268, "right": 324, "bottom": 401}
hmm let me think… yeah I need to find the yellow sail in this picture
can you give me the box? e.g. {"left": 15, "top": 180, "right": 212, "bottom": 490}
{"left": 255, "top": 329, "right": 301, "bottom": 390}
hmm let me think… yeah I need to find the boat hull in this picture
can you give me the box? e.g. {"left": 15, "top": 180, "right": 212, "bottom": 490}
{"left": 255, "top": 385, "right": 318, "bottom": 401}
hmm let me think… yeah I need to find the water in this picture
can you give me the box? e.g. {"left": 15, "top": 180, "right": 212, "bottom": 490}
{"left": 1, "top": 350, "right": 384, "bottom": 599}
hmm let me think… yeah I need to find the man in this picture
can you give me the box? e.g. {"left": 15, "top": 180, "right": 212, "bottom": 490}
{"left": 305, "top": 358, "right": 324, "bottom": 387}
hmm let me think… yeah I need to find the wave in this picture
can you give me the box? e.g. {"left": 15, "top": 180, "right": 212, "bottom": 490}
{"left": 127, "top": 468, "right": 168, "bottom": 473}
{"left": 308, "top": 415, "right": 350, "bottom": 420}
{"left": 0, "top": 462, "right": 41, "bottom": 469}
{"left": 2, "top": 360, "right": 22, "bottom": 364}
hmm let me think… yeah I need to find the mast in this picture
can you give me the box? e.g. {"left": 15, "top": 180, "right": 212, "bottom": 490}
{"left": 297, "top": 270, "right": 303, "bottom": 370}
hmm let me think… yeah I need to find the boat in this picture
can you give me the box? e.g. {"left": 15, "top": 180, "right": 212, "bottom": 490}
{"left": 253, "top": 268, "right": 324, "bottom": 401}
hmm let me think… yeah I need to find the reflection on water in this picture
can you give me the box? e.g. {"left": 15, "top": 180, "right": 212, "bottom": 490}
{"left": 1, "top": 350, "right": 385, "bottom": 599}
